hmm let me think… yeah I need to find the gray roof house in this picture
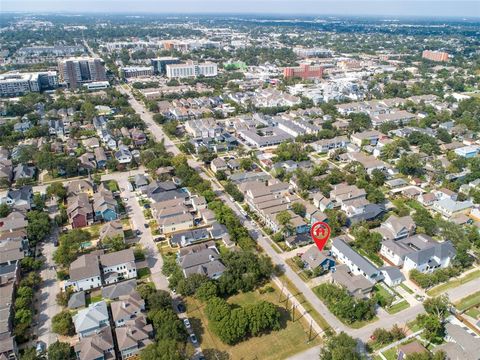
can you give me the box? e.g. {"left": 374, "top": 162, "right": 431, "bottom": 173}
{"left": 68, "top": 291, "right": 86, "bottom": 309}
{"left": 332, "top": 264, "right": 375, "bottom": 298}
{"left": 111, "top": 292, "right": 145, "bottom": 327}
{"left": 331, "top": 237, "right": 383, "bottom": 283}
{"left": 102, "top": 279, "right": 137, "bottom": 300}
{"left": 67, "top": 253, "right": 102, "bottom": 292}
{"left": 435, "top": 322, "right": 480, "bottom": 360}
{"left": 74, "top": 326, "right": 115, "bottom": 360}
{"left": 13, "top": 164, "right": 35, "bottom": 182}
{"left": 380, "top": 266, "right": 405, "bottom": 287}
{"left": 403, "top": 241, "right": 456, "bottom": 274}
{"left": 177, "top": 241, "right": 226, "bottom": 280}
{"left": 73, "top": 301, "right": 109, "bottom": 338}
{"left": 301, "top": 246, "right": 335, "bottom": 271}
{"left": 374, "top": 215, "right": 416, "bottom": 241}
{"left": 115, "top": 316, "right": 153, "bottom": 360}
{"left": 169, "top": 228, "right": 210, "bottom": 247}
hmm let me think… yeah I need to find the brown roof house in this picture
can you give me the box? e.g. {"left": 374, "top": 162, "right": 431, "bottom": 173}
{"left": 67, "top": 253, "right": 102, "bottom": 292}
{"left": 115, "top": 316, "right": 153, "bottom": 360}
{"left": 111, "top": 292, "right": 145, "bottom": 327}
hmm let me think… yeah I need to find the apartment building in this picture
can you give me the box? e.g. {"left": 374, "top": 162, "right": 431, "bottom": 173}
{"left": 422, "top": 50, "right": 449, "bottom": 62}
{"left": 0, "top": 71, "right": 58, "bottom": 97}
{"left": 121, "top": 66, "right": 153, "bottom": 78}
{"left": 58, "top": 57, "right": 107, "bottom": 89}
{"left": 166, "top": 61, "right": 218, "bottom": 79}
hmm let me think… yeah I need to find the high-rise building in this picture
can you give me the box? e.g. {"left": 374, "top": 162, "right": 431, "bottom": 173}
{"left": 0, "top": 71, "right": 58, "bottom": 97}
{"left": 151, "top": 57, "right": 180, "bottom": 75}
{"left": 283, "top": 64, "right": 324, "bottom": 80}
{"left": 165, "top": 61, "right": 218, "bottom": 79}
{"left": 58, "top": 57, "right": 107, "bottom": 89}
{"left": 422, "top": 50, "right": 449, "bottom": 62}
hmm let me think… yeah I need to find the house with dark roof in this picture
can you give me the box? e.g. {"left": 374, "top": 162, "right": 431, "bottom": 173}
{"left": 115, "top": 316, "right": 153, "bottom": 360}
{"left": 169, "top": 228, "right": 210, "bottom": 247}
{"left": 0, "top": 186, "right": 33, "bottom": 210}
{"left": 74, "top": 326, "right": 115, "bottom": 360}
{"left": 12, "top": 164, "right": 35, "bottom": 182}
{"left": 331, "top": 264, "right": 375, "bottom": 298}
{"left": 435, "top": 322, "right": 480, "bottom": 360}
{"left": 301, "top": 246, "right": 335, "bottom": 271}
{"left": 177, "top": 241, "right": 225, "bottom": 279}
{"left": 102, "top": 279, "right": 137, "bottom": 300}
{"left": 331, "top": 237, "right": 383, "bottom": 283}
{"left": 67, "top": 193, "right": 93, "bottom": 228}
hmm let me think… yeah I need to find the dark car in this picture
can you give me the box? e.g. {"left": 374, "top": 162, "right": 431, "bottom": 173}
{"left": 144, "top": 223, "right": 149, "bottom": 228}
{"left": 177, "top": 302, "right": 186, "bottom": 313}
{"left": 143, "top": 204, "right": 151, "bottom": 209}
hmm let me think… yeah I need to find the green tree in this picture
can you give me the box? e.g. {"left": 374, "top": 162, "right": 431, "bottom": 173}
{"left": 52, "top": 311, "right": 75, "bottom": 336}
{"left": 276, "top": 210, "right": 293, "bottom": 235}
{"left": 140, "top": 339, "right": 183, "bottom": 360}
{"left": 291, "top": 202, "right": 306, "bottom": 218}
{"left": 319, "top": 332, "right": 361, "bottom": 360}
{"left": 423, "top": 296, "right": 449, "bottom": 319}
{"left": 27, "top": 210, "right": 51, "bottom": 245}
{"left": 195, "top": 281, "right": 219, "bottom": 302}
{"left": 0, "top": 203, "right": 10, "bottom": 217}
{"left": 148, "top": 309, "right": 187, "bottom": 342}
{"left": 245, "top": 301, "right": 281, "bottom": 336}
{"left": 47, "top": 341, "right": 72, "bottom": 360}
{"left": 46, "top": 182, "right": 67, "bottom": 201}
{"left": 101, "top": 235, "right": 127, "bottom": 251}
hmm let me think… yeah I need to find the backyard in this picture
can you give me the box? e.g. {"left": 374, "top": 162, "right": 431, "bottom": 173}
{"left": 184, "top": 282, "right": 322, "bottom": 360}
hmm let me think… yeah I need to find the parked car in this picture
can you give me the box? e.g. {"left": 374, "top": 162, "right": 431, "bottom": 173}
{"left": 135, "top": 229, "right": 141, "bottom": 236}
{"left": 143, "top": 203, "right": 151, "bottom": 209}
{"left": 177, "top": 302, "right": 186, "bottom": 313}
{"left": 183, "top": 318, "right": 191, "bottom": 328}
{"left": 36, "top": 341, "right": 46, "bottom": 356}
{"left": 190, "top": 333, "right": 198, "bottom": 344}
{"left": 144, "top": 223, "right": 149, "bottom": 228}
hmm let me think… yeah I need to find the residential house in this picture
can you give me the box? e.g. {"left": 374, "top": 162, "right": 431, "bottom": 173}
{"left": 67, "top": 254, "right": 102, "bottom": 292}
{"left": 191, "top": 196, "right": 207, "bottom": 211}
{"left": 93, "top": 186, "right": 118, "bottom": 222}
{"left": 73, "top": 301, "right": 109, "bottom": 338}
{"left": 432, "top": 198, "right": 473, "bottom": 218}
{"left": 311, "top": 136, "right": 349, "bottom": 153}
{"left": 418, "top": 193, "right": 436, "bottom": 207}
{"left": 177, "top": 241, "right": 225, "bottom": 279}
{"left": 331, "top": 264, "right": 375, "bottom": 298}
{"left": 102, "top": 279, "right": 137, "bottom": 301}
{"left": 169, "top": 228, "right": 210, "bottom": 247}
{"left": 350, "top": 130, "right": 382, "bottom": 146}
{"left": 67, "top": 291, "right": 86, "bottom": 310}
{"left": 111, "top": 292, "right": 145, "bottom": 327}
{"left": 13, "top": 164, "right": 35, "bottom": 182}
{"left": 157, "top": 212, "right": 194, "bottom": 235}
{"left": 130, "top": 128, "right": 147, "bottom": 146}
{"left": 374, "top": 215, "right": 415, "bottom": 241}
{"left": 312, "top": 193, "right": 334, "bottom": 212}
{"left": 94, "top": 147, "right": 107, "bottom": 168}
{"left": 115, "top": 146, "right": 133, "bottom": 164}
{"left": 0, "top": 186, "right": 33, "bottom": 210}
{"left": 100, "top": 249, "right": 137, "bottom": 285}
{"left": 380, "top": 266, "right": 405, "bottom": 287}
{"left": 0, "top": 211, "right": 28, "bottom": 232}
{"left": 67, "top": 180, "right": 94, "bottom": 197}
{"left": 301, "top": 246, "right": 336, "bottom": 271}
{"left": 210, "top": 157, "right": 228, "bottom": 173}
{"left": 398, "top": 341, "right": 428, "bottom": 360}
{"left": 78, "top": 152, "right": 96, "bottom": 171}
{"left": 435, "top": 322, "right": 480, "bottom": 360}
{"left": 331, "top": 237, "right": 383, "bottom": 283}
{"left": 134, "top": 174, "right": 148, "bottom": 190}
{"left": 99, "top": 220, "right": 125, "bottom": 244}
{"left": 115, "top": 317, "right": 153, "bottom": 360}
{"left": 0, "top": 233, "right": 28, "bottom": 267}
{"left": 67, "top": 193, "right": 93, "bottom": 228}
{"left": 74, "top": 326, "right": 115, "bottom": 360}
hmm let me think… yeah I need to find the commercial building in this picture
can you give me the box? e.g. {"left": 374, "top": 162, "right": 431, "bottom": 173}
{"left": 151, "top": 57, "right": 180, "bottom": 74}
{"left": 58, "top": 57, "right": 107, "bottom": 89}
{"left": 283, "top": 64, "right": 323, "bottom": 80}
{"left": 166, "top": 61, "right": 218, "bottom": 79}
{"left": 0, "top": 71, "right": 58, "bottom": 97}
{"left": 17, "top": 45, "right": 84, "bottom": 57}
{"left": 293, "top": 47, "right": 333, "bottom": 58}
{"left": 422, "top": 50, "right": 449, "bottom": 62}
{"left": 121, "top": 66, "right": 153, "bottom": 78}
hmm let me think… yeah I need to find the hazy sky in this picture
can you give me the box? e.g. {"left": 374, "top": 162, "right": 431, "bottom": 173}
{"left": 1, "top": 0, "right": 479, "bottom": 18}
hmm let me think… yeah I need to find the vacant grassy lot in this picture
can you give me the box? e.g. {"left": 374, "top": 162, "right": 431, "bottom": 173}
{"left": 185, "top": 282, "right": 322, "bottom": 360}
{"left": 455, "top": 291, "right": 480, "bottom": 312}
{"left": 427, "top": 269, "right": 480, "bottom": 296}
{"left": 386, "top": 300, "right": 410, "bottom": 314}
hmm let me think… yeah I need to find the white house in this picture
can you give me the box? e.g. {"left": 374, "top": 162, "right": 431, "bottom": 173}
{"left": 73, "top": 301, "right": 110, "bottom": 338}
{"left": 403, "top": 241, "right": 456, "bottom": 273}
{"left": 115, "top": 146, "right": 133, "bottom": 164}
{"left": 67, "top": 254, "right": 102, "bottom": 292}
{"left": 100, "top": 249, "right": 137, "bottom": 285}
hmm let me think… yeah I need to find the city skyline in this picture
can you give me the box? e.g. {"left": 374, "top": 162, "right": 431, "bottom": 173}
{"left": 2, "top": 0, "right": 480, "bottom": 18}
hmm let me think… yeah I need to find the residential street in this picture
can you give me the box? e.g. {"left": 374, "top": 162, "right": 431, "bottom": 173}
{"left": 34, "top": 229, "right": 61, "bottom": 348}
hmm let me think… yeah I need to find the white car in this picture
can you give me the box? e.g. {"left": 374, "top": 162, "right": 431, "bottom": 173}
{"left": 183, "top": 318, "right": 191, "bottom": 328}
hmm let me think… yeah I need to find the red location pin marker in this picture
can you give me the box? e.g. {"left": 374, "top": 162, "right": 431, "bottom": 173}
{"left": 310, "top": 221, "right": 331, "bottom": 251}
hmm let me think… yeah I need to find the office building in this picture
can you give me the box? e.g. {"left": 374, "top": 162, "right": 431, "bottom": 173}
{"left": 151, "top": 57, "right": 180, "bottom": 75}
{"left": 121, "top": 66, "right": 153, "bottom": 78}
{"left": 283, "top": 64, "right": 323, "bottom": 80}
{"left": 166, "top": 61, "right": 218, "bottom": 79}
{"left": 422, "top": 50, "right": 449, "bottom": 62}
{"left": 293, "top": 48, "right": 333, "bottom": 58}
{"left": 0, "top": 71, "right": 58, "bottom": 97}
{"left": 58, "top": 57, "right": 107, "bottom": 89}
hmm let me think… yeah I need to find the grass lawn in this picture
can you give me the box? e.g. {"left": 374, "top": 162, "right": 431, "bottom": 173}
{"left": 400, "top": 283, "right": 414, "bottom": 294}
{"left": 465, "top": 307, "right": 480, "bottom": 319}
{"left": 278, "top": 274, "right": 331, "bottom": 332}
{"left": 184, "top": 283, "right": 322, "bottom": 360}
{"left": 137, "top": 267, "right": 151, "bottom": 279}
{"left": 374, "top": 285, "right": 395, "bottom": 304}
{"left": 84, "top": 223, "right": 102, "bottom": 239}
{"left": 455, "top": 291, "right": 480, "bottom": 312}
{"left": 407, "top": 319, "right": 422, "bottom": 333}
{"left": 285, "top": 258, "right": 310, "bottom": 282}
{"left": 386, "top": 300, "right": 410, "bottom": 314}
{"left": 380, "top": 347, "right": 398, "bottom": 360}
{"left": 427, "top": 269, "right": 480, "bottom": 296}
{"left": 85, "top": 291, "right": 103, "bottom": 306}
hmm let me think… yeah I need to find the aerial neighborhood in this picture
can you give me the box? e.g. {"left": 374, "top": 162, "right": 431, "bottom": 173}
{"left": 0, "top": 7, "right": 480, "bottom": 360}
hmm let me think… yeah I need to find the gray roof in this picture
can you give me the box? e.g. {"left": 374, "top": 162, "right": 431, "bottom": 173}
{"left": 380, "top": 266, "right": 405, "bottom": 283}
{"left": 69, "top": 254, "right": 101, "bottom": 281}
{"left": 170, "top": 228, "right": 210, "bottom": 246}
{"left": 405, "top": 241, "right": 456, "bottom": 266}
{"left": 102, "top": 279, "right": 137, "bottom": 300}
{"left": 301, "top": 246, "right": 333, "bottom": 269}
{"left": 332, "top": 264, "right": 374, "bottom": 297}
{"left": 73, "top": 301, "right": 109, "bottom": 333}
{"left": 100, "top": 248, "right": 135, "bottom": 267}
{"left": 332, "top": 237, "right": 379, "bottom": 277}
{"left": 68, "top": 291, "right": 86, "bottom": 309}
{"left": 74, "top": 326, "right": 114, "bottom": 360}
